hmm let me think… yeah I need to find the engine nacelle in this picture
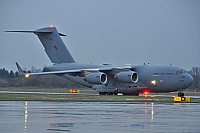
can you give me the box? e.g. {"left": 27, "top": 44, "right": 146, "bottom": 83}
{"left": 116, "top": 71, "right": 139, "bottom": 83}
{"left": 85, "top": 72, "right": 107, "bottom": 84}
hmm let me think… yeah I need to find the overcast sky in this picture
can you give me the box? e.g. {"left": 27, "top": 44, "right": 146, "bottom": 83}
{"left": 0, "top": 0, "right": 200, "bottom": 71}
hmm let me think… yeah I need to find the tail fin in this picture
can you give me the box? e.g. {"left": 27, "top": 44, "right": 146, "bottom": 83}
{"left": 15, "top": 62, "right": 24, "bottom": 76}
{"left": 6, "top": 26, "right": 75, "bottom": 64}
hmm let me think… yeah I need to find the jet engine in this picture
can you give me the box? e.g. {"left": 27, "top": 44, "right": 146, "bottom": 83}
{"left": 115, "top": 71, "right": 138, "bottom": 83}
{"left": 85, "top": 72, "right": 107, "bottom": 84}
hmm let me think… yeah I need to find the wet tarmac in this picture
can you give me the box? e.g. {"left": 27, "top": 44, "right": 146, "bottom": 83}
{"left": 0, "top": 102, "right": 199, "bottom": 133}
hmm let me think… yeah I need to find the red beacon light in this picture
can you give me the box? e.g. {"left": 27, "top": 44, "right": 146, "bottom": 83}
{"left": 142, "top": 89, "right": 150, "bottom": 95}
{"left": 50, "top": 25, "right": 54, "bottom": 28}
{"left": 144, "top": 91, "right": 149, "bottom": 95}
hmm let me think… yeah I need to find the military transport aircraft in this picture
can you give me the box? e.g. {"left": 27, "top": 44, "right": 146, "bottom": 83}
{"left": 6, "top": 26, "right": 194, "bottom": 96}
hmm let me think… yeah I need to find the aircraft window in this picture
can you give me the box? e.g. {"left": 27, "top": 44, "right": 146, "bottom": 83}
{"left": 166, "top": 73, "right": 173, "bottom": 75}
{"left": 179, "top": 80, "right": 185, "bottom": 83}
{"left": 176, "top": 71, "right": 183, "bottom": 75}
{"left": 160, "top": 73, "right": 173, "bottom": 75}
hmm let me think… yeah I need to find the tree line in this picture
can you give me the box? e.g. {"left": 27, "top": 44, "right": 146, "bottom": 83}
{"left": 0, "top": 68, "right": 15, "bottom": 79}
{"left": 188, "top": 67, "right": 200, "bottom": 91}
{"left": 0, "top": 67, "right": 200, "bottom": 91}
{"left": 0, "top": 67, "right": 83, "bottom": 88}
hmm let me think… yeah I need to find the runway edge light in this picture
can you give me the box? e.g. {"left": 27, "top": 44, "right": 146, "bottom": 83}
{"left": 70, "top": 89, "right": 80, "bottom": 93}
{"left": 174, "top": 96, "right": 191, "bottom": 102}
{"left": 185, "top": 97, "right": 191, "bottom": 102}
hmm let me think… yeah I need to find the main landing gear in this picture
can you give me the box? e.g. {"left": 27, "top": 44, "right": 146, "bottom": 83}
{"left": 99, "top": 92, "right": 139, "bottom": 96}
{"left": 99, "top": 88, "right": 118, "bottom": 95}
{"left": 122, "top": 92, "right": 139, "bottom": 96}
{"left": 99, "top": 92, "right": 118, "bottom": 95}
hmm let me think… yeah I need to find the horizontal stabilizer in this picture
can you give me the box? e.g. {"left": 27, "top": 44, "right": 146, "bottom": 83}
{"left": 5, "top": 31, "right": 35, "bottom": 33}
{"left": 5, "top": 30, "right": 52, "bottom": 34}
{"left": 5, "top": 30, "right": 66, "bottom": 36}
{"left": 59, "top": 33, "right": 67, "bottom": 36}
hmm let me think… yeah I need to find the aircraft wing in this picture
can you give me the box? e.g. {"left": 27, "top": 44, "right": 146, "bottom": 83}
{"left": 24, "top": 68, "right": 112, "bottom": 77}
{"left": 15, "top": 62, "right": 113, "bottom": 78}
{"left": 16, "top": 62, "right": 136, "bottom": 79}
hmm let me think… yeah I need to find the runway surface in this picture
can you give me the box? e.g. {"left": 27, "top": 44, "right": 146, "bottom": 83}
{"left": 0, "top": 102, "right": 200, "bottom": 133}
{"left": 0, "top": 90, "right": 94, "bottom": 95}
{"left": 1, "top": 90, "right": 200, "bottom": 97}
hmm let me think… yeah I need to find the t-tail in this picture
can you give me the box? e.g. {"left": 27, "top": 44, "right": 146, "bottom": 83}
{"left": 5, "top": 26, "right": 75, "bottom": 64}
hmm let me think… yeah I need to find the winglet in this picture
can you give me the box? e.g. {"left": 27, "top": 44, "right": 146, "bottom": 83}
{"left": 15, "top": 62, "right": 24, "bottom": 76}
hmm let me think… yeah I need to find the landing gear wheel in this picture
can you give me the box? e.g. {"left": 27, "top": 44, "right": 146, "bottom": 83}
{"left": 113, "top": 88, "right": 118, "bottom": 95}
{"left": 99, "top": 92, "right": 107, "bottom": 95}
{"left": 178, "top": 92, "right": 184, "bottom": 97}
{"left": 107, "top": 92, "right": 114, "bottom": 95}
{"left": 113, "top": 92, "right": 118, "bottom": 95}
{"left": 122, "top": 92, "right": 139, "bottom": 96}
{"left": 99, "top": 92, "right": 118, "bottom": 95}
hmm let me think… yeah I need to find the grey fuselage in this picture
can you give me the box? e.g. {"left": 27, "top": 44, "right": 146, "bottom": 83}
{"left": 44, "top": 63, "right": 193, "bottom": 94}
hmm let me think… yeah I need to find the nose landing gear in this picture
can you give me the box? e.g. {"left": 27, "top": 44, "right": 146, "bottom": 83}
{"left": 178, "top": 92, "right": 184, "bottom": 97}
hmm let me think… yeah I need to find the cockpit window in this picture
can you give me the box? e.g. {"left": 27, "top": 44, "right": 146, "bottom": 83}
{"left": 176, "top": 69, "right": 187, "bottom": 75}
{"left": 176, "top": 71, "right": 182, "bottom": 75}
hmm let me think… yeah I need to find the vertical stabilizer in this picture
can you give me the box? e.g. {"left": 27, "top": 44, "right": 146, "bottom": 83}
{"left": 6, "top": 26, "right": 75, "bottom": 63}
{"left": 34, "top": 26, "right": 75, "bottom": 63}
{"left": 15, "top": 62, "right": 24, "bottom": 76}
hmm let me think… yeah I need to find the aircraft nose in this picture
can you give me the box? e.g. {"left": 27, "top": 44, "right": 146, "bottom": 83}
{"left": 186, "top": 74, "right": 194, "bottom": 87}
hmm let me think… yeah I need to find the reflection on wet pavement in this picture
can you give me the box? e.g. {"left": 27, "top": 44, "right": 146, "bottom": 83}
{"left": 0, "top": 102, "right": 200, "bottom": 133}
